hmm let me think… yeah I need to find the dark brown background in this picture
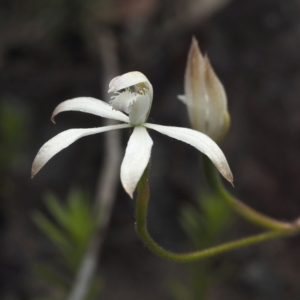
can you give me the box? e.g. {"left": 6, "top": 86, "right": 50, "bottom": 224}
{"left": 1, "top": 0, "right": 300, "bottom": 299}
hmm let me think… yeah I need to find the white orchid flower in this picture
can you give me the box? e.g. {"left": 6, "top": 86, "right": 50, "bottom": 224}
{"left": 32, "top": 71, "right": 233, "bottom": 198}
{"left": 178, "top": 38, "right": 230, "bottom": 143}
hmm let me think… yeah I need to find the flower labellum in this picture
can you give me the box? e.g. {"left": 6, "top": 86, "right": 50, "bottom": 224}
{"left": 32, "top": 71, "right": 233, "bottom": 198}
{"left": 109, "top": 71, "right": 153, "bottom": 125}
{"left": 178, "top": 37, "right": 230, "bottom": 143}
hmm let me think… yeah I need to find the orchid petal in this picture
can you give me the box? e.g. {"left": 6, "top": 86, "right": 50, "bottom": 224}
{"left": 109, "top": 90, "right": 138, "bottom": 114}
{"left": 51, "top": 97, "right": 129, "bottom": 123}
{"left": 120, "top": 126, "right": 153, "bottom": 198}
{"left": 110, "top": 90, "right": 151, "bottom": 124}
{"left": 144, "top": 123, "right": 233, "bottom": 184}
{"left": 108, "top": 71, "right": 152, "bottom": 97}
{"left": 129, "top": 94, "right": 152, "bottom": 125}
{"left": 31, "top": 124, "right": 131, "bottom": 178}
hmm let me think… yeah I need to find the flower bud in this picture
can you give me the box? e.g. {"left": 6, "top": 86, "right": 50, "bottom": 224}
{"left": 179, "top": 38, "right": 230, "bottom": 143}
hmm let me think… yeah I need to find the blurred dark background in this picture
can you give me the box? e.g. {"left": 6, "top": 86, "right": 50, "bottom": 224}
{"left": 1, "top": 0, "right": 300, "bottom": 299}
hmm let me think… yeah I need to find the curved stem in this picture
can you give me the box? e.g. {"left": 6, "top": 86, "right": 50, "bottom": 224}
{"left": 135, "top": 167, "right": 296, "bottom": 262}
{"left": 202, "top": 155, "right": 300, "bottom": 231}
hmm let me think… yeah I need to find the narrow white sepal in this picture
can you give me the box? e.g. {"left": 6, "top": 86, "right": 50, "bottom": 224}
{"left": 144, "top": 123, "right": 233, "bottom": 184}
{"left": 120, "top": 126, "right": 153, "bottom": 198}
{"left": 31, "top": 124, "right": 131, "bottom": 178}
{"left": 51, "top": 97, "right": 129, "bottom": 123}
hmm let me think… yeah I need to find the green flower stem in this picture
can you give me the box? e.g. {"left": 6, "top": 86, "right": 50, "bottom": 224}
{"left": 135, "top": 167, "right": 296, "bottom": 262}
{"left": 202, "top": 155, "right": 300, "bottom": 232}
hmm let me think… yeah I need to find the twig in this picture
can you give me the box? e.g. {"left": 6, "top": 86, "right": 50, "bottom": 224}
{"left": 67, "top": 27, "right": 121, "bottom": 300}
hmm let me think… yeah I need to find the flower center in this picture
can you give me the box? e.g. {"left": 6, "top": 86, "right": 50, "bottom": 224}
{"left": 110, "top": 87, "right": 152, "bottom": 125}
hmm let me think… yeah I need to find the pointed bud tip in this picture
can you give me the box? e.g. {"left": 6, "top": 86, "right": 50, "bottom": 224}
{"left": 190, "top": 36, "right": 203, "bottom": 56}
{"left": 191, "top": 36, "right": 198, "bottom": 46}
